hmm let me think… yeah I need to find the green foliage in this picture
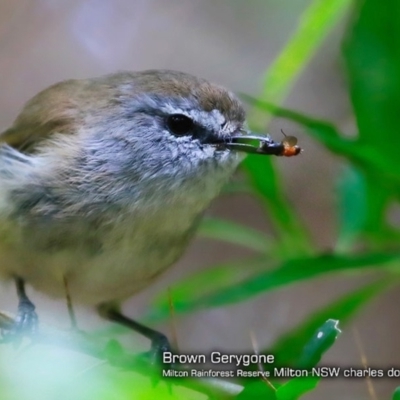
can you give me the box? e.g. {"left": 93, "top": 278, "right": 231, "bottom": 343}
{"left": 393, "top": 387, "right": 400, "bottom": 400}
{"left": 237, "top": 320, "right": 340, "bottom": 400}
{"left": 249, "top": 0, "right": 352, "bottom": 127}
{"left": 148, "top": 253, "right": 396, "bottom": 320}
{"left": 148, "top": 0, "right": 400, "bottom": 325}
{"left": 268, "top": 280, "right": 389, "bottom": 369}
{"left": 242, "top": 153, "right": 313, "bottom": 256}
{"left": 242, "top": 0, "right": 352, "bottom": 257}
{"left": 295, "top": 319, "right": 341, "bottom": 369}
{"left": 198, "top": 217, "right": 272, "bottom": 253}
{"left": 146, "top": 0, "right": 400, "bottom": 397}
{"left": 342, "top": 0, "right": 400, "bottom": 243}
{"left": 274, "top": 377, "right": 320, "bottom": 400}
{"left": 336, "top": 166, "right": 368, "bottom": 250}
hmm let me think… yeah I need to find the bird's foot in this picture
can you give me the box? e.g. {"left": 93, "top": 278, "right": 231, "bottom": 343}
{"left": 141, "top": 333, "right": 175, "bottom": 388}
{"left": 148, "top": 332, "right": 172, "bottom": 366}
{"left": 1, "top": 299, "right": 38, "bottom": 343}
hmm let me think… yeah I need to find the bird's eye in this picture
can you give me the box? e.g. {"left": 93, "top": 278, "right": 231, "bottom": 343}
{"left": 166, "top": 114, "right": 194, "bottom": 136}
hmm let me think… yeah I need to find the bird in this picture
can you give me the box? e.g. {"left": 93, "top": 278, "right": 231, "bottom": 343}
{"left": 0, "top": 69, "right": 299, "bottom": 358}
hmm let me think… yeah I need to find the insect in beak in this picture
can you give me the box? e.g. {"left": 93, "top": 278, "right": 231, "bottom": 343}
{"left": 224, "top": 129, "right": 302, "bottom": 157}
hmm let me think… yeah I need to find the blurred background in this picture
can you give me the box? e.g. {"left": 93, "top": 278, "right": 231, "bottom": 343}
{"left": 0, "top": 1, "right": 399, "bottom": 399}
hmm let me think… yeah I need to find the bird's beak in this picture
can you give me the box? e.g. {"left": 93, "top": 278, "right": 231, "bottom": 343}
{"left": 222, "top": 131, "right": 302, "bottom": 157}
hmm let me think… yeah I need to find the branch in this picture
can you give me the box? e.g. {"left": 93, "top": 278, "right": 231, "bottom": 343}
{"left": 0, "top": 311, "right": 243, "bottom": 399}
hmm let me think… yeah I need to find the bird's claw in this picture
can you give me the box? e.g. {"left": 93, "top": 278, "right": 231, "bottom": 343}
{"left": 140, "top": 333, "right": 175, "bottom": 389}
{"left": 1, "top": 300, "right": 38, "bottom": 343}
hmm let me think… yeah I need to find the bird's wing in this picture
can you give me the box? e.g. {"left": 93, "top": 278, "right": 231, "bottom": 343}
{"left": 0, "top": 79, "right": 87, "bottom": 153}
{"left": 0, "top": 123, "right": 54, "bottom": 152}
{"left": 0, "top": 71, "right": 151, "bottom": 152}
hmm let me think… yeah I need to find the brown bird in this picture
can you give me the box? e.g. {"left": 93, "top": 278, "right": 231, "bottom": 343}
{"left": 0, "top": 70, "right": 298, "bottom": 358}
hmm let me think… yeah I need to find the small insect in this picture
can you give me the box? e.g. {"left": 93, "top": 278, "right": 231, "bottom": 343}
{"left": 227, "top": 130, "right": 302, "bottom": 157}
{"left": 268, "top": 129, "right": 301, "bottom": 157}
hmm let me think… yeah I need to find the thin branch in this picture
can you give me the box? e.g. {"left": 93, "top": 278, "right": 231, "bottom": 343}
{"left": 352, "top": 326, "right": 378, "bottom": 400}
{"left": 168, "top": 287, "right": 179, "bottom": 352}
{"left": 250, "top": 330, "right": 276, "bottom": 391}
{"left": 63, "top": 275, "right": 78, "bottom": 330}
{"left": 0, "top": 310, "right": 243, "bottom": 399}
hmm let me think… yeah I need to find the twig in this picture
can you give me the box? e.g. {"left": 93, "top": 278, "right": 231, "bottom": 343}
{"left": 0, "top": 310, "right": 243, "bottom": 399}
{"left": 63, "top": 275, "right": 78, "bottom": 330}
{"left": 250, "top": 330, "right": 276, "bottom": 391}
{"left": 168, "top": 287, "right": 179, "bottom": 352}
{"left": 352, "top": 326, "right": 378, "bottom": 400}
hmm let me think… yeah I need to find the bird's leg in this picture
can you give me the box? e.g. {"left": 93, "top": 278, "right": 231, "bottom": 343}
{"left": 1, "top": 277, "right": 38, "bottom": 341}
{"left": 62, "top": 275, "right": 79, "bottom": 331}
{"left": 14, "top": 277, "right": 38, "bottom": 334}
{"left": 98, "top": 303, "right": 172, "bottom": 366}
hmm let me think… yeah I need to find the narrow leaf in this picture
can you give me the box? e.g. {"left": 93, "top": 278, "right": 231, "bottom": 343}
{"left": 242, "top": 0, "right": 351, "bottom": 255}
{"left": 146, "top": 258, "right": 270, "bottom": 322}
{"left": 275, "top": 377, "right": 320, "bottom": 400}
{"left": 344, "top": 0, "right": 400, "bottom": 161}
{"left": 249, "top": 279, "right": 390, "bottom": 372}
{"left": 249, "top": 0, "right": 352, "bottom": 128}
{"left": 178, "top": 253, "right": 397, "bottom": 312}
{"left": 244, "top": 96, "right": 400, "bottom": 187}
{"left": 393, "top": 387, "right": 400, "bottom": 400}
{"left": 336, "top": 166, "right": 368, "bottom": 250}
{"left": 148, "top": 253, "right": 398, "bottom": 321}
{"left": 242, "top": 156, "right": 312, "bottom": 257}
{"left": 236, "top": 381, "right": 277, "bottom": 400}
{"left": 197, "top": 217, "right": 271, "bottom": 253}
{"left": 296, "top": 319, "right": 341, "bottom": 369}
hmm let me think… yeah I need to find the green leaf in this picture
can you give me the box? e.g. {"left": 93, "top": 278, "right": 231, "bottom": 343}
{"left": 242, "top": 0, "right": 351, "bottom": 257}
{"left": 179, "top": 253, "right": 397, "bottom": 312}
{"left": 243, "top": 96, "right": 400, "bottom": 187}
{"left": 146, "top": 258, "right": 270, "bottom": 322}
{"left": 295, "top": 319, "right": 341, "bottom": 369}
{"left": 148, "top": 253, "right": 398, "bottom": 321}
{"left": 242, "top": 156, "right": 313, "bottom": 257}
{"left": 242, "top": 95, "right": 359, "bottom": 158}
{"left": 393, "top": 386, "right": 400, "bottom": 400}
{"left": 238, "top": 320, "right": 340, "bottom": 400}
{"left": 234, "top": 281, "right": 393, "bottom": 400}
{"left": 361, "top": 177, "right": 394, "bottom": 242}
{"left": 249, "top": 0, "right": 352, "bottom": 128}
{"left": 269, "top": 280, "right": 389, "bottom": 369}
{"left": 343, "top": 0, "right": 400, "bottom": 162}
{"left": 275, "top": 377, "right": 320, "bottom": 400}
{"left": 197, "top": 217, "right": 271, "bottom": 253}
{"left": 336, "top": 166, "right": 368, "bottom": 250}
{"left": 341, "top": 0, "right": 400, "bottom": 239}
{"left": 236, "top": 381, "right": 277, "bottom": 400}
{"left": 245, "top": 97, "right": 400, "bottom": 243}
{"left": 274, "top": 321, "right": 340, "bottom": 399}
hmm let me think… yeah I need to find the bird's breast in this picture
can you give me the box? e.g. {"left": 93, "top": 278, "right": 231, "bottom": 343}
{"left": 0, "top": 146, "right": 239, "bottom": 305}
{"left": 0, "top": 202, "right": 202, "bottom": 305}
